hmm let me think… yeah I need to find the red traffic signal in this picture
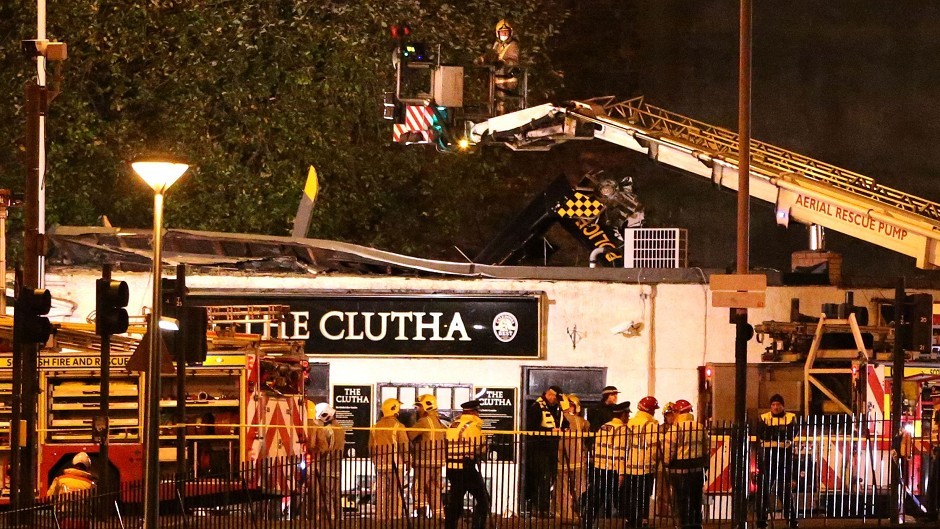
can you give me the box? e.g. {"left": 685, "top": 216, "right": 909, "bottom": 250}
{"left": 14, "top": 287, "right": 52, "bottom": 344}
{"left": 96, "top": 279, "right": 129, "bottom": 336}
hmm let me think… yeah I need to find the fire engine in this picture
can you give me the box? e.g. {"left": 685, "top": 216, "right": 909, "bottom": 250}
{"left": 0, "top": 305, "right": 309, "bottom": 502}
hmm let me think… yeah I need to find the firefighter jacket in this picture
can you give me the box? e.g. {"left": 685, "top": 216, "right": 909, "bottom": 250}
{"left": 593, "top": 418, "right": 628, "bottom": 475}
{"left": 369, "top": 416, "right": 410, "bottom": 471}
{"left": 409, "top": 412, "right": 447, "bottom": 468}
{"left": 758, "top": 411, "right": 797, "bottom": 449}
{"left": 625, "top": 411, "right": 660, "bottom": 475}
{"left": 662, "top": 413, "right": 710, "bottom": 473}
{"left": 47, "top": 468, "right": 95, "bottom": 497}
{"left": 528, "top": 396, "right": 560, "bottom": 432}
{"left": 558, "top": 413, "right": 589, "bottom": 470}
{"left": 446, "top": 413, "right": 487, "bottom": 469}
{"left": 310, "top": 419, "right": 347, "bottom": 477}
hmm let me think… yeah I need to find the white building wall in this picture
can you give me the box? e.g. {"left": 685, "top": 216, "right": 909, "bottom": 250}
{"left": 43, "top": 269, "right": 937, "bottom": 414}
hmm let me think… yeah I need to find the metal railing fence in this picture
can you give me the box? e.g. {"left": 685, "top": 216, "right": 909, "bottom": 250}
{"left": 0, "top": 415, "right": 933, "bottom": 528}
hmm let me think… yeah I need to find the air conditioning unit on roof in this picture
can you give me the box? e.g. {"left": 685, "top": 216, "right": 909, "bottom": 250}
{"left": 623, "top": 228, "right": 688, "bottom": 268}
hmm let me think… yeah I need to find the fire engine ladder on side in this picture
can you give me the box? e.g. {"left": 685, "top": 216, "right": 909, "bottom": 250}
{"left": 468, "top": 97, "right": 940, "bottom": 268}
{"left": 803, "top": 313, "right": 869, "bottom": 415}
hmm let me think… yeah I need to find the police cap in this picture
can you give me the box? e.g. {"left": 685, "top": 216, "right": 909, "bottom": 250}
{"left": 460, "top": 399, "right": 481, "bottom": 411}
{"left": 612, "top": 401, "right": 631, "bottom": 414}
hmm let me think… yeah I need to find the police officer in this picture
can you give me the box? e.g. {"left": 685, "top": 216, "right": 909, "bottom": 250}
{"left": 526, "top": 385, "right": 563, "bottom": 516}
{"left": 589, "top": 386, "right": 620, "bottom": 434}
{"left": 369, "top": 398, "right": 411, "bottom": 520}
{"left": 623, "top": 396, "right": 660, "bottom": 528}
{"left": 409, "top": 394, "right": 447, "bottom": 519}
{"left": 757, "top": 394, "right": 798, "bottom": 529}
{"left": 582, "top": 401, "right": 630, "bottom": 529}
{"left": 445, "top": 400, "right": 490, "bottom": 529}
{"left": 556, "top": 394, "right": 589, "bottom": 524}
{"left": 308, "top": 402, "right": 346, "bottom": 522}
{"left": 663, "top": 399, "right": 709, "bottom": 529}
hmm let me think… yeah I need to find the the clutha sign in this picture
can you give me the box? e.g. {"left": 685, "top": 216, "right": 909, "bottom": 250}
{"left": 188, "top": 293, "right": 542, "bottom": 358}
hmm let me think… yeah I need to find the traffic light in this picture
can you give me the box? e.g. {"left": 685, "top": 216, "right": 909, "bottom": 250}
{"left": 14, "top": 287, "right": 52, "bottom": 344}
{"left": 180, "top": 306, "right": 209, "bottom": 365}
{"left": 96, "top": 279, "right": 129, "bottom": 336}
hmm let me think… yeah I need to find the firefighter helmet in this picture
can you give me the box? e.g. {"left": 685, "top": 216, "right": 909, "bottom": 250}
{"left": 559, "top": 395, "right": 571, "bottom": 412}
{"left": 382, "top": 398, "right": 402, "bottom": 417}
{"left": 567, "top": 394, "right": 582, "bottom": 413}
{"left": 638, "top": 396, "right": 659, "bottom": 414}
{"left": 673, "top": 399, "right": 693, "bottom": 414}
{"left": 72, "top": 452, "right": 92, "bottom": 468}
{"left": 415, "top": 394, "right": 438, "bottom": 412}
{"left": 495, "top": 19, "right": 513, "bottom": 40}
{"left": 315, "top": 402, "right": 336, "bottom": 421}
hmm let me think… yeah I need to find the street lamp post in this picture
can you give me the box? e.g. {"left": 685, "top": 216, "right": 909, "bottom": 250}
{"left": 132, "top": 159, "right": 188, "bottom": 529}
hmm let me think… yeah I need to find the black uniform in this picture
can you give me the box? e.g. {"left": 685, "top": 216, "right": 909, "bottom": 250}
{"left": 526, "top": 395, "right": 562, "bottom": 515}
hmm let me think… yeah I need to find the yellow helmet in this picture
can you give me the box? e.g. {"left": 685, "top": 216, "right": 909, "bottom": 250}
{"left": 567, "top": 394, "right": 581, "bottom": 413}
{"left": 382, "top": 398, "right": 402, "bottom": 417}
{"left": 415, "top": 394, "right": 438, "bottom": 412}
{"left": 495, "top": 19, "right": 513, "bottom": 36}
{"left": 559, "top": 395, "right": 571, "bottom": 412}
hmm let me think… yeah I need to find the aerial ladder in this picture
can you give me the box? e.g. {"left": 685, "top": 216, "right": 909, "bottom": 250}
{"left": 462, "top": 97, "right": 940, "bottom": 269}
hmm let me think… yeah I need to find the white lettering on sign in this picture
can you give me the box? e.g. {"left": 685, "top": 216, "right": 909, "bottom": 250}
{"left": 335, "top": 387, "right": 370, "bottom": 403}
{"left": 795, "top": 195, "right": 909, "bottom": 241}
{"left": 317, "top": 311, "right": 470, "bottom": 342}
{"left": 480, "top": 389, "right": 512, "bottom": 406}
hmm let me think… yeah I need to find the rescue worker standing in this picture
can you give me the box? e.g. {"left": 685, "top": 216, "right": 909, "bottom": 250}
{"left": 369, "top": 398, "right": 411, "bottom": 520}
{"left": 757, "top": 394, "right": 798, "bottom": 529}
{"left": 622, "top": 396, "right": 661, "bottom": 528}
{"left": 662, "top": 399, "right": 709, "bottom": 529}
{"left": 923, "top": 388, "right": 940, "bottom": 521}
{"left": 582, "top": 401, "right": 630, "bottom": 529}
{"left": 308, "top": 402, "right": 346, "bottom": 523}
{"left": 47, "top": 452, "right": 96, "bottom": 497}
{"left": 526, "top": 385, "right": 563, "bottom": 517}
{"left": 556, "top": 394, "right": 589, "bottom": 525}
{"left": 445, "top": 400, "right": 490, "bottom": 529}
{"left": 409, "top": 394, "right": 447, "bottom": 519}
{"left": 474, "top": 19, "right": 521, "bottom": 114}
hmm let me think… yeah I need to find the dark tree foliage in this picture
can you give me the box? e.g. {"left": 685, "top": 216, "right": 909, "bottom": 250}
{"left": 0, "top": 1, "right": 568, "bottom": 260}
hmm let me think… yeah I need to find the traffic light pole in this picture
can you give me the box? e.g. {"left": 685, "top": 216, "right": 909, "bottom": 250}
{"left": 98, "top": 264, "right": 112, "bottom": 511}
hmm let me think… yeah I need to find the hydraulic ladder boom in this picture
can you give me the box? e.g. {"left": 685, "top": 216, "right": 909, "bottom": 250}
{"left": 468, "top": 97, "right": 940, "bottom": 268}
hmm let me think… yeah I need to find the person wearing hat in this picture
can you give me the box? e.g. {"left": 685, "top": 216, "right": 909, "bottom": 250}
{"left": 445, "top": 400, "right": 490, "bottom": 529}
{"left": 526, "top": 385, "right": 564, "bottom": 517}
{"left": 756, "top": 393, "right": 798, "bottom": 529}
{"left": 409, "top": 394, "right": 447, "bottom": 519}
{"left": 588, "top": 386, "right": 620, "bottom": 434}
{"left": 582, "top": 400, "right": 631, "bottom": 529}
{"left": 369, "top": 398, "right": 411, "bottom": 520}
{"left": 555, "top": 394, "right": 590, "bottom": 524}
{"left": 308, "top": 401, "right": 346, "bottom": 522}
{"left": 924, "top": 388, "right": 940, "bottom": 521}
{"left": 47, "top": 451, "right": 96, "bottom": 498}
{"left": 663, "top": 399, "right": 709, "bottom": 529}
{"left": 622, "top": 396, "right": 661, "bottom": 528}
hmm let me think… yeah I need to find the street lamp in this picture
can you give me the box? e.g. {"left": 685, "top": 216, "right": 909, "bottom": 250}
{"left": 132, "top": 159, "right": 188, "bottom": 529}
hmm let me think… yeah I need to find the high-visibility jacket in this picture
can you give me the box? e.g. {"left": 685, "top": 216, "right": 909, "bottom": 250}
{"left": 446, "top": 413, "right": 486, "bottom": 469}
{"left": 758, "top": 411, "right": 797, "bottom": 449}
{"left": 309, "top": 419, "right": 347, "bottom": 477}
{"left": 528, "top": 396, "right": 560, "bottom": 431}
{"left": 558, "top": 413, "right": 589, "bottom": 470}
{"left": 593, "top": 418, "right": 627, "bottom": 475}
{"left": 369, "top": 416, "right": 410, "bottom": 471}
{"left": 47, "top": 468, "right": 95, "bottom": 498}
{"left": 626, "top": 411, "right": 660, "bottom": 475}
{"left": 663, "top": 413, "right": 709, "bottom": 473}
{"left": 409, "top": 412, "right": 447, "bottom": 468}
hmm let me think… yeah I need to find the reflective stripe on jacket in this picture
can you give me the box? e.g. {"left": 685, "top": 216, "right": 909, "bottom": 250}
{"left": 626, "top": 411, "right": 660, "bottom": 475}
{"left": 663, "top": 413, "right": 709, "bottom": 473}
{"left": 594, "top": 418, "right": 627, "bottom": 475}
{"left": 47, "top": 468, "right": 95, "bottom": 498}
{"left": 758, "top": 411, "right": 796, "bottom": 449}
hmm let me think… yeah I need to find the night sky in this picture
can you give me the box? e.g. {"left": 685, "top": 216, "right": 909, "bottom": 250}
{"left": 523, "top": 1, "right": 940, "bottom": 279}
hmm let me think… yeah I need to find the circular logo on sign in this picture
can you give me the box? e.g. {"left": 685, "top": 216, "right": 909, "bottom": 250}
{"left": 492, "top": 312, "right": 519, "bottom": 343}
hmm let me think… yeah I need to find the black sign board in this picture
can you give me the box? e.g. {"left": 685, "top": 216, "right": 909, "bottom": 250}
{"left": 189, "top": 293, "right": 542, "bottom": 358}
{"left": 332, "top": 385, "right": 372, "bottom": 457}
{"left": 477, "top": 387, "right": 517, "bottom": 461}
